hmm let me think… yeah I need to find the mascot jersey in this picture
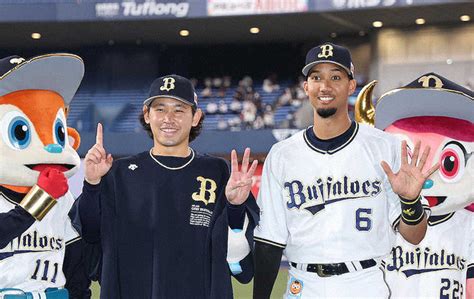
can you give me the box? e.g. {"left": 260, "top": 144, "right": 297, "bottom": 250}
{"left": 75, "top": 151, "right": 258, "bottom": 299}
{"left": 383, "top": 210, "right": 473, "bottom": 299}
{"left": 0, "top": 187, "right": 79, "bottom": 290}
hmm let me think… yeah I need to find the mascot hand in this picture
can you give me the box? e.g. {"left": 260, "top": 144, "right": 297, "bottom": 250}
{"left": 37, "top": 168, "right": 69, "bottom": 199}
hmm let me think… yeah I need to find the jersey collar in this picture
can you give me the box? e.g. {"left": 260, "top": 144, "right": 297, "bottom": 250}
{"left": 303, "top": 121, "right": 359, "bottom": 155}
{"left": 0, "top": 185, "right": 24, "bottom": 204}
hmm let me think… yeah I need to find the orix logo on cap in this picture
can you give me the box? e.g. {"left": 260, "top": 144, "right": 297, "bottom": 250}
{"left": 418, "top": 75, "right": 444, "bottom": 88}
{"left": 9, "top": 57, "right": 25, "bottom": 65}
{"left": 160, "top": 77, "right": 176, "bottom": 92}
{"left": 317, "top": 44, "right": 334, "bottom": 59}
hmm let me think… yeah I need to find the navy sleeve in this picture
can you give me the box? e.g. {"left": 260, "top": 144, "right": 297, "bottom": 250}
{"left": 227, "top": 203, "right": 246, "bottom": 230}
{"left": 253, "top": 241, "right": 283, "bottom": 299}
{"left": 76, "top": 181, "right": 101, "bottom": 243}
{"left": 63, "top": 240, "right": 93, "bottom": 299}
{"left": 0, "top": 206, "right": 35, "bottom": 249}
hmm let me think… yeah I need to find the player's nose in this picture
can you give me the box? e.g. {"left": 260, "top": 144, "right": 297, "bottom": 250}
{"left": 319, "top": 80, "right": 331, "bottom": 91}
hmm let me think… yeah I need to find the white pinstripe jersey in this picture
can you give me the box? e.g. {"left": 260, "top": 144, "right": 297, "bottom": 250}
{"left": 255, "top": 123, "right": 429, "bottom": 263}
{"left": 0, "top": 191, "right": 79, "bottom": 291}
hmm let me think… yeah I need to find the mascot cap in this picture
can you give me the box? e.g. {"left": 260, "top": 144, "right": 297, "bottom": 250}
{"left": 0, "top": 53, "right": 84, "bottom": 106}
{"left": 375, "top": 72, "right": 474, "bottom": 130}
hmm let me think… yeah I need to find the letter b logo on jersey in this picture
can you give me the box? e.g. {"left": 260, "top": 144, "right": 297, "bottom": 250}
{"left": 192, "top": 176, "right": 217, "bottom": 205}
{"left": 318, "top": 44, "right": 334, "bottom": 59}
{"left": 160, "top": 77, "right": 176, "bottom": 91}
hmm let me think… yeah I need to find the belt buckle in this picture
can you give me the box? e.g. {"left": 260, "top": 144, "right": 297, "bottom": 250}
{"left": 316, "top": 264, "right": 331, "bottom": 277}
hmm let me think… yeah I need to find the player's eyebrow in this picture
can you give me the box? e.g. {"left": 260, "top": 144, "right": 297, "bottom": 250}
{"left": 309, "top": 68, "right": 344, "bottom": 76}
{"left": 153, "top": 102, "right": 187, "bottom": 108}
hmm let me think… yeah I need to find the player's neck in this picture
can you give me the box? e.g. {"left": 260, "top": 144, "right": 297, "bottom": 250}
{"left": 152, "top": 143, "right": 191, "bottom": 157}
{"left": 312, "top": 113, "right": 352, "bottom": 140}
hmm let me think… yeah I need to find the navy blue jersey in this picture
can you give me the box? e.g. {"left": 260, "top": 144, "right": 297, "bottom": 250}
{"left": 74, "top": 150, "right": 258, "bottom": 299}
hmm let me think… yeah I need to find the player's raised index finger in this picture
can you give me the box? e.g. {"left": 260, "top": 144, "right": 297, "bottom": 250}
{"left": 96, "top": 123, "right": 103, "bottom": 146}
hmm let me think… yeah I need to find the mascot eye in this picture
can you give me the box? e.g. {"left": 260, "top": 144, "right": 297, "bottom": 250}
{"left": 439, "top": 143, "right": 465, "bottom": 183}
{"left": 54, "top": 119, "right": 66, "bottom": 147}
{"left": 8, "top": 116, "right": 31, "bottom": 149}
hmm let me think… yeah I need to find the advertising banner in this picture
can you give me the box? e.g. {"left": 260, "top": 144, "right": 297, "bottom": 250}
{"left": 311, "top": 0, "right": 469, "bottom": 11}
{"left": 207, "top": 0, "right": 308, "bottom": 16}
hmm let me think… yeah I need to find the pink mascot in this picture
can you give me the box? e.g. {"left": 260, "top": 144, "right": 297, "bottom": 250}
{"left": 356, "top": 73, "right": 473, "bottom": 298}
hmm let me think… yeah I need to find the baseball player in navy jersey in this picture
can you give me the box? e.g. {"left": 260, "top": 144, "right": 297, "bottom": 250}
{"left": 73, "top": 74, "right": 259, "bottom": 298}
{"left": 253, "top": 43, "right": 438, "bottom": 298}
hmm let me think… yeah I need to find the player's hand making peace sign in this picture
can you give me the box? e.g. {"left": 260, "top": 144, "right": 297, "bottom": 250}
{"left": 225, "top": 148, "right": 258, "bottom": 205}
{"left": 381, "top": 140, "right": 439, "bottom": 200}
{"left": 84, "top": 123, "right": 114, "bottom": 185}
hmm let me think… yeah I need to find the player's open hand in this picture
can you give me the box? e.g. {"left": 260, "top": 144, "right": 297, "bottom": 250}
{"left": 381, "top": 140, "right": 439, "bottom": 200}
{"left": 84, "top": 123, "right": 113, "bottom": 185}
{"left": 225, "top": 148, "right": 258, "bottom": 205}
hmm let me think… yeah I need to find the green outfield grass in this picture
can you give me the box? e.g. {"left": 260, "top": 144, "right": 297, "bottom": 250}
{"left": 91, "top": 268, "right": 288, "bottom": 299}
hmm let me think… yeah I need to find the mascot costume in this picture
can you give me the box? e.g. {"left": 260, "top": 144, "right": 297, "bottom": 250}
{"left": 356, "top": 73, "right": 473, "bottom": 298}
{"left": 0, "top": 54, "right": 89, "bottom": 298}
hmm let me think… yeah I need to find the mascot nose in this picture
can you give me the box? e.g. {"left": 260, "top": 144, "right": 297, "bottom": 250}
{"left": 44, "top": 144, "right": 63, "bottom": 153}
{"left": 422, "top": 179, "right": 434, "bottom": 189}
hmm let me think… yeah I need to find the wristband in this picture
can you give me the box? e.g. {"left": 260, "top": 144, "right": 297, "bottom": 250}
{"left": 400, "top": 195, "right": 424, "bottom": 225}
{"left": 19, "top": 185, "right": 57, "bottom": 221}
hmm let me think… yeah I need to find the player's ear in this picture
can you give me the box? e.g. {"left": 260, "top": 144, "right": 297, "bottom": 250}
{"left": 348, "top": 79, "right": 357, "bottom": 96}
{"left": 192, "top": 108, "right": 202, "bottom": 127}
{"left": 303, "top": 81, "right": 309, "bottom": 95}
{"left": 143, "top": 105, "right": 150, "bottom": 124}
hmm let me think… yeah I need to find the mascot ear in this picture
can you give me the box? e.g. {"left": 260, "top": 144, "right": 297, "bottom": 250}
{"left": 67, "top": 127, "right": 81, "bottom": 150}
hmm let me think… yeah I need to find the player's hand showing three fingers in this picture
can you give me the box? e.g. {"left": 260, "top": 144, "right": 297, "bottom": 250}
{"left": 84, "top": 123, "right": 113, "bottom": 185}
{"left": 225, "top": 148, "right": 258, "bottom": 205}
{"left": 381, "top": 140, "right": 439, "bottom": 200}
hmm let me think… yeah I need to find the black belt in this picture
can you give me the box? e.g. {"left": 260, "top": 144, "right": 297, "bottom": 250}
{"left": 290, "top": 259, "right": 376, "bottom": 277}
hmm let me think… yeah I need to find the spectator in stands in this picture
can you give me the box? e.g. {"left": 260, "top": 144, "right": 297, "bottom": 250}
{"left": 241, "top": 99, "right": 257, "bottom": 129}
{"left": 263, "top": 105, "right": 275, "bottom": 128}
{"left": 206, "top": 100, "right": 218, "bottom": 114}
{"left": 200, "top": 77, "right": 213, "bottom": 98}
{"left": 277, "top": 87, "right": 292, "bottom": 107}
{"left": 218, "top": 99, "right": 228, "bottom": 114}
{"left": 230, "top": 98, "right": 242, "bottom": 114}
{"left": 217, "top": 115, "right": 229, "bottom": 130}
{"left": 253, "top": 115, "right": 265, "bottom": 130}
{"left": 262, "top": 74, "right": 280, "bottom": 93}
{"left": 217, "top": 76, "right": 232, "bottom": 98}
{"left": 223, "top": 76, "right": 232, "bottom": 89}
{"left": 228, "top": 115, "right": 242, "bottom": 130}
{"left": 233, "top": 82, "right": 246, "bottom": 102}
{"left": 212, "top": 77, "right": 223, "bottom": 89}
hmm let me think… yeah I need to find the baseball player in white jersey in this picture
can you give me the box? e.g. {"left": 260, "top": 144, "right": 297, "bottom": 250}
{"left": 253, "top": 43, "right": 437, "bottom": 298}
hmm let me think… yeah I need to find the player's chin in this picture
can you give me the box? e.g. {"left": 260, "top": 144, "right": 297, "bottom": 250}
{"left": 316, "top": 108, "right": 337, "bottom": 118}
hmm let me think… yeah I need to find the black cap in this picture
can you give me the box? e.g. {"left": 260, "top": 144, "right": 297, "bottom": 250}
{"left": 144, "top": 74, "right": 197, "bottom": 108}
{"left": 302, "top": 42, "right": 354, "bottom": 79}
{"left": 375, "top": 72, "right": 474, "bottom": 130}
{"left": 0, "top": 53, "right": 84, "bottom": 106}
